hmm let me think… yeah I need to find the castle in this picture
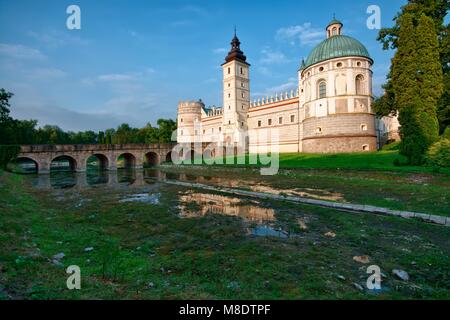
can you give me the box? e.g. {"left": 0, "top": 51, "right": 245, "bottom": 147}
{"left": 177, "top": 18, "right": 398, "bottom": 154}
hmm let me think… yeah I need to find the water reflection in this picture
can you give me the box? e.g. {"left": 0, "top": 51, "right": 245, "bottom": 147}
{"left": 27, "top": 169, "right": 300, "bottom": 239}
{"left": 178, "top": 192, "right": 275, "bottom": 223}
{"left": 178, "top": 192, "right": 289, "bottom": 238}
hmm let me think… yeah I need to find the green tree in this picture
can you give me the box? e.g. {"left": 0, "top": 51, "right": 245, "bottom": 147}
{"left": 98, "top": 131, "right": 105, "bottom": 144}
{"left": 376, "top": 0, "right": 449, "bottom": 132}
{"left": 392, "top": 14, "right": 443, "bottom": 164}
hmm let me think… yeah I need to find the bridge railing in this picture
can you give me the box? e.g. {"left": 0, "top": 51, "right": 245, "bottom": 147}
{"left": 19, "top": 143, "right": 178, "bottom": 153}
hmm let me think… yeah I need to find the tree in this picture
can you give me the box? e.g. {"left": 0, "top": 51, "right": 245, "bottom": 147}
{"left": 0, "top": 89, "right": 13, "bottom": 122}
{"left": 392, "top": 14, "right": 442, "bottom": 164}
{"left": 373, "top": 80, "right": 396, "bottom": 117}
{"left": 377, "top": 0, "right": 449, "bottom": 133}
{"left": 98, "top": 131, "right": 105, "bottom": 144}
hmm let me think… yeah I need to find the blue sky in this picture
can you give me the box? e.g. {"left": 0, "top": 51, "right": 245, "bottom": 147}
{"left": 0, "top": 0, "right": 412, "bottom": 131}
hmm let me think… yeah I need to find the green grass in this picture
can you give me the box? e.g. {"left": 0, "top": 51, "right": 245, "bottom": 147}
{"left": 190, "top": 151, "right": 450, "bottom": 174}
{"left": 0, "top": 171, "right": 449, "bottom": 300}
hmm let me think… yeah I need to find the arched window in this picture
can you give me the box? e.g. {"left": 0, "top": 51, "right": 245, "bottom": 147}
{"left": 356, "top": 75, "right": 365, "bottom": 95}
{"left": 332, "top": 27, "right": 337, "bottom": 36}
{"left": 318, "top": 81, "right": 327, "bottom": 99}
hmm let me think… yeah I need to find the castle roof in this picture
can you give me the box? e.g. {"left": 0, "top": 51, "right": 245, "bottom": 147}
{"left": 223, "top": 28, "right": 250, "bottom": 66}
{"left": 304, "top": 35, "right": 372, "bottom": 69}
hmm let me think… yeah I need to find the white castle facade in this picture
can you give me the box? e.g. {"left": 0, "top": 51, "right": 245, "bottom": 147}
{"left": 177, "top": 18, "right": 399, "bottom": 154}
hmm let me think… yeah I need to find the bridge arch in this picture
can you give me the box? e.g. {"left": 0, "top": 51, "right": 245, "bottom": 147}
{"left": 51, "top": 155, "right": 77, "bottom": 172}
{"left": 117, "top": 153, "right": 136, "bottom": 169}
{"left": 165, "top": 151, "right": 173, "bottom": 164}
{"left": 144, "top": 152, "right": 160, "bottom": 167}
{"left": 13, "top": 157, "right": 39, "bottom": 173}
{"left": 86, "top": 154, "right": 109, "bottom": 171}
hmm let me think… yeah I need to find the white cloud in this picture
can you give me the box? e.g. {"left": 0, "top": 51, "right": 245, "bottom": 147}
{"left": 97, "top": 73, "right": 137, "bottom": 82}
{"left": 276, "top": 23, "right": 324, "bottom": 46}
{"left": 254, "top": 77, "right": 298, "bottom": 97}
{"left": 259, "top": 48, "right": 290, "bottom": 65}
{"left": 0, "top": 43, "right": 46, "bottom": 60}
{"left": 27, "top": 30, "right": 89, "bottom": 47}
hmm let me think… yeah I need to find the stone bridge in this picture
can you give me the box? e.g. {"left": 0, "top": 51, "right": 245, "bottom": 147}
{"left": 17, "top": 143, "right": 178, "bottom": 174}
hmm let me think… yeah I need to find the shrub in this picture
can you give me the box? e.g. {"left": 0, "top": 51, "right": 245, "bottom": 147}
{"left": 0, "top": 145, "right": 20, "bottom": 169}
{"left": 442, "top": 127, "right": 450, "bottom": 140}
{"left": 427, "top": 139, "right": 450, "bottom": 167}
{"left": 382, "top": 141, "right": 401, "bottom": 151}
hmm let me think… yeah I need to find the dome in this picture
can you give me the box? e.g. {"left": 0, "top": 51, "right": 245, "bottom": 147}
{"left": 304, "top": 35, "right": 372, "bottom": 69}
{"left": 327, "top": 18, "right": 343, "bottom": 28}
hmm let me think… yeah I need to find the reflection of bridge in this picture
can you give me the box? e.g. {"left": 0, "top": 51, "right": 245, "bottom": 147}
{"left": 17, "top": 144, "right": 177, "bottom": 174}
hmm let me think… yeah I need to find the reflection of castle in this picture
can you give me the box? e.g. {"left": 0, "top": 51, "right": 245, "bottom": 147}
{"left": 177, "top": 18, "right": 398, "bottom": 154}
{"left": 179, "top": 193, "right": 275, "bottom": 223}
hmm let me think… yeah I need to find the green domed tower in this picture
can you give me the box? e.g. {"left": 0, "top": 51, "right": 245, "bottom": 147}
{"left": 298, "top": 18, "right": 377, "bottom": 154}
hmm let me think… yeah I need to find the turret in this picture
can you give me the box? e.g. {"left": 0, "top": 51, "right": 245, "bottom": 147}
{"left": 177, "top": 100, "right": 204, "bottom": 143}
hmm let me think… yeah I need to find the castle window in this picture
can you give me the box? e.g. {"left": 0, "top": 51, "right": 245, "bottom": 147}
{"left": 219, "top": 127, "right": 222, "bottom": 132}
{"left": 228, "top": 67, "right": 231, "bottom": 74}
{"left": 332, "top": 27, "right": 337, "bottom": 36}
{"left": 318, "top": 81, "right": 327, "bottom": 99}
{"left": 357, "top": 62, "right": 361, "bottom": 67}
{"left": 240, "top": 67, "right": 244, "bottom": 75}
{"left": 242, "top": 92, "right": 245, "bottom": 98}
{"left": 319, "top": 67, "right": 324, "bottom": 72}
{"left": 228, "top": 93, "right": 231, "bottom": 98}
{"left": 361, "top": 124, "right": 368, "bottom": 131}
{"left": 268, "top": 119, "right": 272, "bottom": 126}
{"left": 241, "top": 122, "right": 244, "bottom": 127}
{"left": 362, "top": 144, "right": 369, "bottom": 151}
{"left": 356, "top": 75, "right": 365, "bottom": 95}
{"left": 258, "top": 120, "right": 262, "bottom": 127}
{"left": 228, "top": 83, "right": 231, "bottom": 88}
{"left": 291, "top": 115, "right": 295, "bottom": 123}
{"left": 279, "top": 117, "right": 283, "bottom": 125}
{"left": 203, "top": 130, "right": 205, "bottom": 134}
{"left": 337, "top": 62, "right": 343, "bottom": 68}
{"left": 180, "top": 118, "right": 183, "bottom": 123}
{"left": 242, "top": 105, "right": 245, "bottom": 110}
{"left": 316, "top": 127, "right": 322, "bottom": 134}
{"left": 229, "top": 121, "right": 231, "bottom": 125}
{"left": 229, "top": 106, "right": 231, "bottom": 110}
{"left": 241, "top": 82, "right": 245, "bottom": 88}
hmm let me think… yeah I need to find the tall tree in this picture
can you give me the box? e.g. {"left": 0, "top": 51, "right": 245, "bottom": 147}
{"left": 375, "top": 0, "right": 449, "bottom": 132}
{"left": 392, "top": 14, "right": 442, "bottom": 164}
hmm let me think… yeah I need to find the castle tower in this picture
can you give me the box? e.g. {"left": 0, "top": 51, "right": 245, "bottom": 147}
{"left": 177, "top": 100, "right": 204, "bottom": 143}
{"left": 299, "top": 18, "right": 376, "bottom": 153}
{"left": 221, "top": 29, "right": 250, "bottom": 144}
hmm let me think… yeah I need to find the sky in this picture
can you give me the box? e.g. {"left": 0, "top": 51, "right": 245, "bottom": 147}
{"left": 0, "top": 0, "right": 413, "bottom": 131}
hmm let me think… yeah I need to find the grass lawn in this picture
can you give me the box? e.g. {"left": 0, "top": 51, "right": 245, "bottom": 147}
{"left": 0, "top": 170, "right": 449, "bottom": 300}
{"left": 190, "top": 151, "right": 450, "bottom": 174}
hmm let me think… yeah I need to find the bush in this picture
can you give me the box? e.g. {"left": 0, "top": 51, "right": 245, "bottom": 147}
{"left": 427, "top": 139, "right": 450, "bottom": 167}
{"left": 0, "top": 145, "right": 20, "bottom": 169}
{"left": 382, "top": 141, "right": 401, "bottom": 151}
{"left": 442, "top": 127, "right": 450, "bottom": 140}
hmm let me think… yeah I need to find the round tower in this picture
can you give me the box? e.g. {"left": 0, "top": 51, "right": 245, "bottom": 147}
{"left": 299, "top": 18, "right": 376, "bottom": 153}
{"left": 177, "top": 100, "right": 204, "bottom": 143}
